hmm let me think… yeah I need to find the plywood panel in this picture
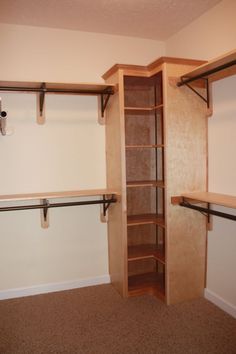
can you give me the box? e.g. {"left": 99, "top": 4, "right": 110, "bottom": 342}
{"left": 164, "top": 62, "right": 207, "bottom": 304}
{"left": 105, "top": 70, "right": 128, "bottom": 297}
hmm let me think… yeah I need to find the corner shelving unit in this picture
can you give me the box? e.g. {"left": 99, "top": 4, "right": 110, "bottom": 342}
{"left": 103, "top": 56, "right": 208, "bottom": 305}
{"left": 124, "top": 73, "right": 165, "bottom": 299}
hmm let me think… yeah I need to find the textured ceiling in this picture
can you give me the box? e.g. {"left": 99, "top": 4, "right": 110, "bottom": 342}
{"left": 0, "top": 0, "right": 222, "bottom": 40}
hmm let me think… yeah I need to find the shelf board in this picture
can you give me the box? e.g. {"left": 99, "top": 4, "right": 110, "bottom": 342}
{"left": 126, "top": 144, "right": 164, "bottom": 149}
{"left": 0, "top": 189, "right": 119, "bottom": 203}
{"left": 179, "top": 49, "right": 236, "bottom": 84}
{"left": 127, "top": 214, "right": 165, "bottom": 227}
{"left": 128, "top": 244, "right": 165, "bottom": 263}
{"left": 124, "top": 104, "right": 163, "bottom": 112}
{"left": 128, "top": 272, "right": 165, "bottom": 299}
{"left": 127, "top": 180, "right": 165, "bottom": 188}
{"left": 180, "top": 191, "right": 236, "bottom": 209}
{"left": 0, "top": 80, "right": 115, "bottom": 95}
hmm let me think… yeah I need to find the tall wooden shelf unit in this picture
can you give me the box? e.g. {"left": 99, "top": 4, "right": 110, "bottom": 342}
{"left": 103, "top": 57, "right": 208, "bottom": 304}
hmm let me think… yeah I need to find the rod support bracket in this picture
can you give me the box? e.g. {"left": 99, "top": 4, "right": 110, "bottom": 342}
{"left": 98, "top": 90, "right": 113, "bottom": 125}
{"left": 37, "top": 83, "right": 46, "bottom": 125}
{"left": 41, "top": 198, "right": 49, "bottom": 228}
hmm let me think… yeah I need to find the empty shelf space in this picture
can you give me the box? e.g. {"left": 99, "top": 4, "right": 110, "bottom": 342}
{"left": 127, "top": 180, "right": 165, "bottom": 188}
{"left": 128, "top": 272, "right": 165, "bottom": 298}
{"left": 127, "top": 214, "right": 165, "bottom": 227}
{"left": 128, "top": 244, "right": 165, "bottom": 263}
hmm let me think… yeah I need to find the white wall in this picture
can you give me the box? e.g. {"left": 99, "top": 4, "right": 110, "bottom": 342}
{"left": 166, "top": 0, "right": 236, "bottom": 314}
{"left": 0, "top": 23, "right": 164, "bottom": 295}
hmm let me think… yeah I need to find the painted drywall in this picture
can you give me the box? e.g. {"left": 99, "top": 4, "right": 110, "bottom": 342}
{"left": 207, "top": 76, "right": 236, "bottom": 306}
{"left": 0, "top": 24, "right": 164, "bottom": 292}
{"left": 166, "top": 0, "right": 236, "bottom": 60}
{"left": 0, "top": 23, "right": 165, "bottom": 82}
{"left": 166, "top": 0, "right": 236, "bottom": 310}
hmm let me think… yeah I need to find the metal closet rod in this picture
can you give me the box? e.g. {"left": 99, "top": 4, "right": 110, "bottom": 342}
{"left": 177, "top": 59, "right": 236, "bottom": 86}
{"left": 180, "top": 200, "right": 236, "bottom": 221}
{"left": 0, "top": 86, "right": 114, "bottom": 95}
{"left": 0, "top": 196, "right": 117, "bottom": 213}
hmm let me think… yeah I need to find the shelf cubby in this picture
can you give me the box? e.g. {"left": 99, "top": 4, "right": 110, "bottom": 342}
{"left": 128, "top": 258, "right": 165, "bottom": 298}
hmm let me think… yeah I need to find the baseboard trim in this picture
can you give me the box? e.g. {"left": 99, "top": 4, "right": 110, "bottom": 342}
{"left": 204, "top": 288, "right": 236, "bottom": 318}
{"left": 0, "top": 275, "right": 111, "bottom": 301}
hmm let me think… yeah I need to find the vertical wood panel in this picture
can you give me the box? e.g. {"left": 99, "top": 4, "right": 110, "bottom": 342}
{"left": 105, "top": 71, "right": 128, "bottom": 297}
{"left": 164, "top": 63, "right": 207, "bottom": 304}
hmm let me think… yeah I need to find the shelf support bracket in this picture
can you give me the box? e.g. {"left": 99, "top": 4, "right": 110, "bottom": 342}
{"left": 180, "top": 78, "right": 210, "bottom": 106}
{"left": 40, "top": 198, "right": 49, "bottom": 228}
{"left": 100, "top": 194, "right": 115, "bottom": 222}
{"left": 0, "top": 98, "right": 7, "bottom": 136}
{"left": 37, "top": 83, "right": 46, "bottom": 125}
{"left": 98, "top": 91, "right": 112, "bottom": 125}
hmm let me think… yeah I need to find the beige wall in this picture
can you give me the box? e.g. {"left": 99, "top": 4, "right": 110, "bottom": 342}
{"left": 166, "top": 0, "right": 236, "bottom": 60}
{"left": 166, "top": 0, "right": 236, "bottom": 309}
{"left": 0, "top": 24, "right": 164, "bottom": 292}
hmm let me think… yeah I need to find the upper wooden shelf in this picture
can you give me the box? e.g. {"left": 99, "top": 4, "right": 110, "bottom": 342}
{"left": 180, "top": 192, "right": 236, "bottom": 209}
{"left": 178, "top": 49, "right": 236, "bottom": 85}
{"left": 0, "top": 189, "right": 118, "bottom": 203}
{"left": 0, "top": 80, "right": 115, "bottom": 126}
{"left": 0, "top": 81, "right": 115, "bottom": 95}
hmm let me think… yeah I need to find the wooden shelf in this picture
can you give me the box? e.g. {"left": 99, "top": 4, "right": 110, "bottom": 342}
{"left": 128, "top": 244, "right": 165, "bottom": 263}
{"left": 180, "top": 191, "right": 236, "bottom": 209}
{"left": 126, "top": 144, "right": 164, "bottom": 149}
{"left": 127, "top": 214, "right": 165, "bottom": 227}
{"left": 128, "top": 272, "right": 165, "bottom": 299}
{"left": 0, "top": 189, "right": 118, "bottom": 202}
{"left": 124, "top": 104, "right": 163, "bottom": 112}
{"left": 179, "top": 49, "right": 236, "bottom": 84}
{"left": 0, "top": 81, "right": 115, "bottom": 95}
{"left": 127, "top": 180, "right": 164, "bottom": 188}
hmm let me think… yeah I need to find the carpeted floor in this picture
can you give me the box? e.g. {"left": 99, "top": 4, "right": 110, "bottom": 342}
{"left": 0, "top": 284, "right": 235, "bottom": 354}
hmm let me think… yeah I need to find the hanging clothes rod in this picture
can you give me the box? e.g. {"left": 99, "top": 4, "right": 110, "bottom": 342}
{"left": 180, "top": 200, "right": 236, "bottom": 221}
{"left": 0, "top": 86, "right": 114, "bottom": 95}
{"left": 0, "top": 195, "right": 117, "bottom": 214}
{"left": 177, "top": 59, "right": 236, "bottom": 86}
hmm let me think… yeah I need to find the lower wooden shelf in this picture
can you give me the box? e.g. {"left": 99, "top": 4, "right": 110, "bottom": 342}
{"left": 127, "top": 213, "right": 165, "bottom": 227}
{"left": 128, "top": 244, "right": 165, "bottom": 264}
{"left": 128, "top": 272, "right": 165, "bottom": 300}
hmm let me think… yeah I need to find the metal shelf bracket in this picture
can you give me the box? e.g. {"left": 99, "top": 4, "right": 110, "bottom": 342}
{"left": 0, "top": 97, "right": 7, "bottom": 136}
{"left": 182, "top": 78, "right": 210, "bottom": 108}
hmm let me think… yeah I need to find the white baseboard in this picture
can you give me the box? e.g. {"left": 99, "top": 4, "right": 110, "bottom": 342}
{"left": 204, "top": 288, "right": 236, "bottom": 318}
{"left": 0, "top": 275, "right": 110, "bottom": 301}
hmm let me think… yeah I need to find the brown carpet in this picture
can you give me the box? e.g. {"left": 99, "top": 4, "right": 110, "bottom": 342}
{"left": 0, "top": 284, "right": 235, "bottom": 354}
